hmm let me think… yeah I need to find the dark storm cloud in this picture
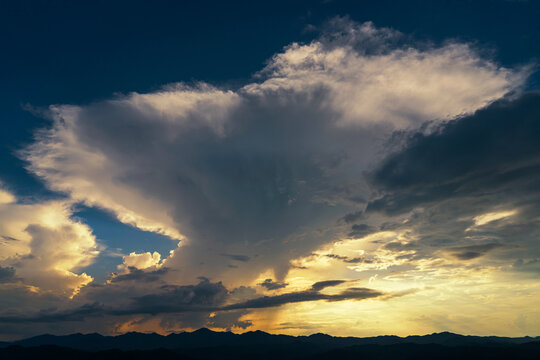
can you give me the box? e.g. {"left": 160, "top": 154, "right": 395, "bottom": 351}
{"left": 223, "top": 287, "right": 383, "bottom": 310}
{"left": 448, "top": 243, "right": 504, "bottom": 260}
{"left": 259, "top": 278, "right": 288, "bottom": 290}
{"left": 347, "top": 223, "right": 376, "bottom": 238}
{"left": 207, "top": 310, "right": 252, "bottom": 330}
{"left": 368, "top": 93, "right": 540, "bottom": 216}
{"left": 357, "top": 92, "right": 540, "bottom": 265}
{"left": 310, "top": 280, "right": 346, "bottom": 291}
{"left": 0, "top": 280, "right": 385, "bottom": 323}
{"left": 130, "top": 279, "right": 229, "bottom": 314}
{"left": 0, "top": 302, "right": 106, "bottom": 323}
{"left": 0, "top": 235, "right": 19, "bottom": 242}
{"left": 108, "top": 267, "right": 169, "bottom": 283}
{"left": 324, "top": 254, "right": 373, "bottom": 264}
{"left": 0, "top": 279, "right": 229, "bottom": 323}
{"left": 513, "top": 258, "right": 540, "bottom": 274}
{"left": 383, "top": 241, "right": 418, "bottom": 252}
{"left": 342, "top": 210, "right": 365, "bottom": 224}
{"left": 0, "top": 266, "right": 15, "bottom": 283}
{"left": 221, "top": 253, "right": 251, "bottom": 262}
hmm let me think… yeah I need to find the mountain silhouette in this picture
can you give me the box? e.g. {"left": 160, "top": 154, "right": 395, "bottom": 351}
{"left": 1, "top": 329, "right": 539, "bottom": 359}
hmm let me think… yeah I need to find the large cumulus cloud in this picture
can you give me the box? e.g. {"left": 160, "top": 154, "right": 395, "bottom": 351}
{"left": 20, "top": 19, "right": 527, "bottom": 287}
{"left": 3, "top": 17, "right": 538, "bottom": 340}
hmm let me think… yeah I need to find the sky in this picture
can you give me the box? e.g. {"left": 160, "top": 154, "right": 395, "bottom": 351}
{"left": 1, "top": 0, "right": 540, "bottom": 341}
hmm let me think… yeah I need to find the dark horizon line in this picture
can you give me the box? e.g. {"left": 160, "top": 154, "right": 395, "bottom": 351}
{"left": 3, "top": 327, "right": 539, "bottom": 343}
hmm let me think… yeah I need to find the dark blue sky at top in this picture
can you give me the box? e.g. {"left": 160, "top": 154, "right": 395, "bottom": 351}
{"left": 1, "top": 0, "right": 539, "bottom": 277}
{"left": 2, "top": 0, "right": 540, "bottom": 194}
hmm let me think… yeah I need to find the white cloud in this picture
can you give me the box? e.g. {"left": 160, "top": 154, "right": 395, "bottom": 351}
{"left": 0, "top": 189, "right": 98, "bottom": 297}
{"left": 22, "top": 105, "right": 184, "bottom": 241}
{"left": 124, "top": 83, "right": 241, "bottom": 136}
{"left": 120, "top": 251, "right": 162, "bottom": 270}
{"left": 245, "top": 20, "right": 527, "bottom": 128}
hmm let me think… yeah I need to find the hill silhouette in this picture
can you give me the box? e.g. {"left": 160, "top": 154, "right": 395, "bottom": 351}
{"left": 1, "top": 329, "right": 539, "bottom": 359}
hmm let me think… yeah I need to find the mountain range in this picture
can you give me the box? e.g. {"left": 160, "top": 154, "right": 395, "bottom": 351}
{"left": 1, "top": 328, "right": 539, "bottom": 359}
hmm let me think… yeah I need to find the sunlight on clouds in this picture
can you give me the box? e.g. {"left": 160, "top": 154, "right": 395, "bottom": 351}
{"left": 9, "top": 19, "right": 538, "bottom": 338}
{"left": 0, "top": 188, "right": 98, "bottom": 297}
{"left": 22, "top": 22, "right": 528, "bottom": 279}
{"left": 22, "top": 107, "right": 184, "bottom": 241}
{"left": 464, "top": 209, "right": 518, "bottom": 233}
{"left": 257, "top": 273, "right": 540, "bottom": 337}
{"left": 125, "top": 83, "right": 241, "bottom": 136}
{"left": 264, "top": 262, "right": 540, "bottom": 337}
{"left": 120, "top": 251, "right": 162, "bottom": 270}
{"left": 473, "top": 210, "right": 517, "bottom": 227}
{"left": 245, "top": 22, "right": 528, "bottom": 128}
{"left": 267, "top": 225, "right": 540, "bottom": 337}
{"left": 288, "top": 231, "right": 406, "bottom": 278}
{"left": 0, "top": 188, "right": 16, "bottom": 204}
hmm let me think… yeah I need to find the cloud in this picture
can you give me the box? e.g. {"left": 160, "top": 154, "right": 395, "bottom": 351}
{"left": 129, "top": 279, "right": 229, "bottom": 314}
{"left": 0, "top": 279, "right": 385, "bottom": 326}
{"left": 0, "top": 189, "right": 16, "bottom": 204}
{"left": 247, "top": 18, "right": 528, "bottom": 128}
{"left": 19, "top": 19, "right": 527, "bottom": 289}
{"left": 0, "top": 278, "right": 228, "bottom": 324}
{"left": 324, "top": 254, "right": 373, "bottom": 263}
{"left": 0, "top": 190, "right": 101, "bottom": 339}
{"left": 259, "top": 278, "right": 288, "bottom": 290}
{"left": 472, "top": 210, "right": 517, "bottom": 227}
{"left": 207, "top": 310, "right": 252, "bottom": 331}
{"left": 221, "top": 253, "right": 251, "bottom": 262}
{"left": 120, "top": 252, "right": 162, "bottom": 270}
{"left": 0, "top": 189, "right": 98, "bottom": 297}
{"left": 2, "top": 18, "right": 536, "bottom": 339}
{"left": 108, "top": 267, "right": 169, "bottom": 283}
{"left": 347, "top": 223, "right": 376, "bottom": 238}
{"left": 335, "top": 92, "right": 540, "bottom": 277}
{"left": 448, "top": 243, "right": 503, "bottom": 260}
{"left": 368, "top": 93, "right": 540, "bottom": 216}
{"left": 310, "top": 279, "right": 346, "bottom": 291}
{"left": 224, "top": 286, "right": 384, "bottom": 310}
{"left": 0, "top": 266, "right": 15, "bottom": 283}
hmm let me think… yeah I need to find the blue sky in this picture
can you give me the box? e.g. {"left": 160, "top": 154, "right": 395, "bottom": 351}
{"left": 1, "top": 0, "right": 540, "bottom": 340}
